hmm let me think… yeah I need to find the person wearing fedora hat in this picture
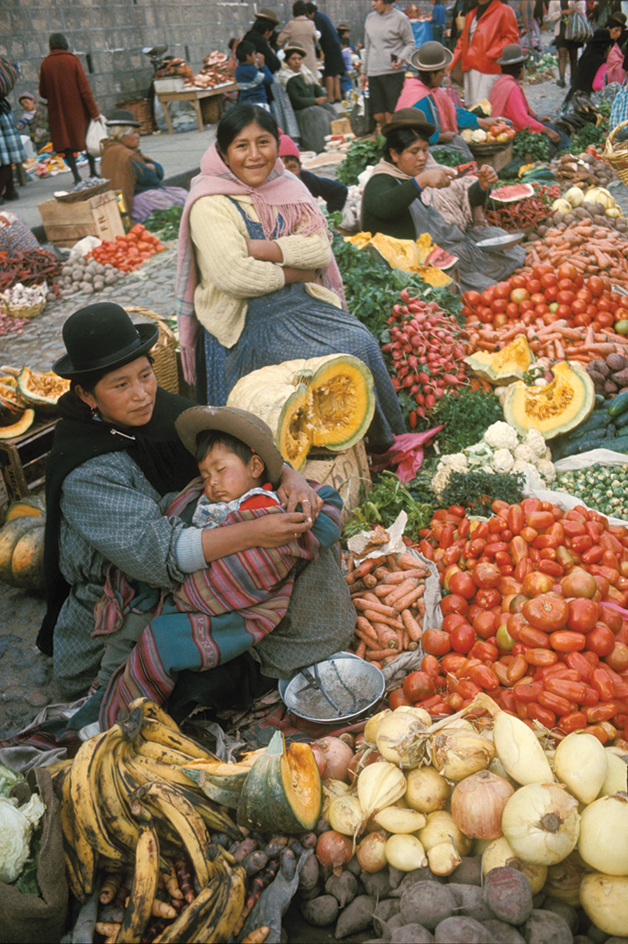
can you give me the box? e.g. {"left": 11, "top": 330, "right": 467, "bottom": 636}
{"left": 40, "top": 301, "right": 325, "bottom": 698}
{"left": 489, "top": 45, "right": 569, "bottom": 151}
{"left": 277, "top": 1, "right": 320, "bottom": 79}
{"left": 396, "top": 42, "right": 498, "bottom": 157}
{"left": 39, "top": 33, "right": 102, "bottom": 184}
{"left": 450, "top": 0, "right": 518, "bottom": 108}
{"left": 277, "top": 42, "right": 337, "bottom": 152}
{"left": 563, "top": 26, "right": 615, "bottom": 102}
{"left": 362, "top": 108, "right": 525, "bottom": 292}
{"left": 243, "top": 8, "right": 283, "bottom": 103}
{"left": 99, "top": 109, "right": 187, "bottom": 222}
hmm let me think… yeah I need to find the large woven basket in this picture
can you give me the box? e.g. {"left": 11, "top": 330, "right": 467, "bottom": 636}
{"left": 603, "top": 119, "right": 628, "bottom": 188}
{"left": 116, "top": 98, "right": 153, "bottom": 135}
{"left": 0, "top": 286, "right": 46, "bottom": 320}
{"left": 55, "top": 180, "right": 110, "bottom": 203}
{"left": 124, "top": 306, "right": 179, "bottom": 394}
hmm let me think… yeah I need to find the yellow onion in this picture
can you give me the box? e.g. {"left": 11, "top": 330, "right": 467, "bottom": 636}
{"left": 384, "top": 834, "right": 427, "bottom": 871}
{"left": 395, "top": 705, "right": 431, "bottom": 725}
{"left": 544, "top": 851, "right": 596, "bottom": 907}
{"left": 405, "top": 766, "right": 450, "bottom": 813}
{"left": 502, "top": 783, "right": 580, "bottom": 866}
{"left": 450, "top": 770, "right": 515, "bottom": 840}
{"left": 578, "top": 792, "right": 628, "bottom": 875}
{"left": 322, "top": 779, "right": 351, "bottom": 816}
{"left": 476, "top": 694, "right": 554, "bottom": 786}
{"left": 357, "top": 760, "right": 406, "bottom": 820}
{"left": 327, "top": 795, "right": 363, "bottom": 837}
{"left": 430, "top": 729, "right": 495, "bottom": 781}
{"left": 372, "top": 805, "right": 426, "bottom": 834}
{"left": 554, "top": 732, "right": 607, "bottom": 804}
{"left": 580, "top": 872, "right": 628, "bottom": 936}
{"left": 375, "top": 710, "right": 429, "bottom": 768}
{"left": 598, "top": 751, "right": 628, "bottom": 798}
{"left": 356, "top": 829, "right": 388, "bottom": 873}
{"left": 428, "top": 840, "right": 461, "bottom": 876}
{"left": 364, "top": 709, "right": 391, "bottom": 746}
{"left": 418, "top": 810, "right": 472, "bottom": 856}
{"left": 482, "top": 837, "right": 547, "bottom": 895}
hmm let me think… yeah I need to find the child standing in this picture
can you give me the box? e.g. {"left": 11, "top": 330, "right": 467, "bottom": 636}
{"left": 235, "top": 40, "right": 274, "bottom": 110}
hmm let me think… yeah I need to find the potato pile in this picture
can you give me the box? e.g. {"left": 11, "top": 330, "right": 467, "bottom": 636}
{"left": 542, "top": 199, "right": 628, "bottom": 237}
{"left": 57, "top": 258, "right": 125, "bottom": 297}
{"left": 552, "top": 152, "right": 618, "bottom": 189}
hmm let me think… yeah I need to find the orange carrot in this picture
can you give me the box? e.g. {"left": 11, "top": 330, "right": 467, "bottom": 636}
{"left": 384, "top": 578, "right": 418, "bottom": 607}
{"left": 394, "top": 585, "right": 425, "bottom": 611}
{"left": 401, "top": 608, "right": 423, "bottom": 642}
{"left": 364, "top": 608, "right": 404, "bottom": 630}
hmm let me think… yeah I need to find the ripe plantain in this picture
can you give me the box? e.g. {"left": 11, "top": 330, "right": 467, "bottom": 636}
{"left": 134, "top": 735, "right": 196, "bottom": 766}
{"left": 139, "top": 717, "right": 211, "bottom": 760}
{"left": 116, "top": 817, "right": 160, "bottom": 943}
{"left": 58, "top": 762, "right": 97, "bottom": 900}
{"left": 123, "top": 749, "right": 206, "bottom": 791}
{"left": 98, "top": 739, "right": 140, "bottom": 857}
{"left": 127, "top": 696, "right": 179, "bottom": 730}
{"left": 198, "top": 855, "right": 246, "bottom": 943}
{"left": 69, "top": 728, "right": 126, "bottom": 864}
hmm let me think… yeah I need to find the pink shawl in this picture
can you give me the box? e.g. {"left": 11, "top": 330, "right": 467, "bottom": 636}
{"left": 176, "top": 142, "right": 345, "bottom": 383}
{"left": 489, "top": 74, "right": 532, "bottom": 121}
{"left": 395, "top": 77, "right": 458, "bottom": 134}
{"left": 607, "top": 42, "right": 627, "bottom": 86}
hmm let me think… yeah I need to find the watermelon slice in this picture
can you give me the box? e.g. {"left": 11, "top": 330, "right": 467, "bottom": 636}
{"left": 425, "top": 246, "right": 458, "bottom": 270}
{"left": 490, "top": 183, "right": 535, "bottom": 204}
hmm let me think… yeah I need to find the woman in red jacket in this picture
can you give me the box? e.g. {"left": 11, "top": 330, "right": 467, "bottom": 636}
{"left": 450, "top": 0, "right": 518, "bottom": 108}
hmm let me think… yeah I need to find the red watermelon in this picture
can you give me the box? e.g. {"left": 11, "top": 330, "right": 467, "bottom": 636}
{"left": 490, "top": 183, "right": 535, "bottom": 203}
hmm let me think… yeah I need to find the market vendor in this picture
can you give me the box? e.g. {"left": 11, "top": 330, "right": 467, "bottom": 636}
{"left": 176, "top": 102, "right": 404, "bottom": 450}
{"left": 99, "top": 109, "right": 188, "bottom": 222}
{"left": 276, "top": 41, "right": 337, "bottom": 153}
{"left": 395, "top": 41, "right": 498, "bottom": 159}
{"left": 40, "top": 302, "right": 354, "bottom": 711}
{"left": 361, "top": 109, "right": 526, "bottom": 292}
{"left": 563, "top": 28, "right": 614, "bottom": 103}
{"left": 489, "top": 44, "right": 570, "bottom": 153}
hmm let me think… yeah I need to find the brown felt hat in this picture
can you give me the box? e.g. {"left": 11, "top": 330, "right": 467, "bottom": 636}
{"left": 283, "top": 41, "right": 308, "bottom": 58}
{"left": 175, "top": 406, "right": 284, "bottom": 487}
{"left": 381, "top": 108, "right": 436, "bottom": 138}
{"left": 258, "top": 6, "right": 280, "bottom": 25}
{"left": 410, "top": 41, "right": 453, "bottom": 71}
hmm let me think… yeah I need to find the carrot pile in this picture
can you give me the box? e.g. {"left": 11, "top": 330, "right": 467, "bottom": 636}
{"left": 464, "top": 319, "right": 628, "bottom": 365}
{"left": 344, "top": 551, "right": 429, "bottom": 668}
{"left": 525, "top": 221, "right": 628, "bottom": 290}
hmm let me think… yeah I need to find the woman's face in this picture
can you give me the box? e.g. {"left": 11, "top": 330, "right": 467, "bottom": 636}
{"left": 224, "top": 120, "right": 278, "bottom": 187}
{"left": 428, "top": 68, "right": 447, "bottom": 88}
{"left": 610, "top": 25, "right": 622, "bottom": 40}
{"left": 121, "top": 128, "right": 141, "bottom": 149}
{"left": 372, "top": 0, "right": 391, "bottom": 12}
{"left": 287, "top": 52, "right": 304, "bottom": 72}
{"left": 390, "top": 137, "right": 430, "bottom": 177}
{"left": 76, "top": 356, "right": 157, "bottom": 427}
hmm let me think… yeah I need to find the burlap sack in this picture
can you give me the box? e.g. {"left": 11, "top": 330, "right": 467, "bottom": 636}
{"left": 0, "top": 767, "right": 68, "bottom": 944}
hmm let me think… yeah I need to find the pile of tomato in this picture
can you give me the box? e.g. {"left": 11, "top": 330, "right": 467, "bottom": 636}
{"left": 461, "top": 262, "right": 627, "bottom": 332}
{"left": 389, "top": 498, "right": 628, "bottom": 744}
{"left": 482, "top": 120, "right": 516, "bottom": 144}
{"left": 88, "top": 224, "right": 165, "bottom": 273}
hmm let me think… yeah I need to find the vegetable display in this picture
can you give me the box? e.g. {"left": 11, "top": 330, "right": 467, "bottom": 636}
{"left": 87, "top": 223, "right": 165, "bottom": 272}
{"left": 556, "top": 464, "right": 628, "bottom": 517}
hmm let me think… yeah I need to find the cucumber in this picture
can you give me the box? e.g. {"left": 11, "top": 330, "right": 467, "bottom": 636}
{"left": 616, "top": 410, "right": 628, "bottom": 429}
{"left": 595, "top": 393, "right": 606, "bottom": 408}
{"left": 569, "top": 412, "right": 613, "bottom": 439}
{"left": 608, "top": 390, "right": 628, "bottom": 417}
{"left": 559, "top": 436, "right": 610, "bottom": 458}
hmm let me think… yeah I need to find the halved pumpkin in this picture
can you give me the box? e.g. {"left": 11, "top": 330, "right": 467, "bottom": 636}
{"left": 503, "top": 361, "right": 595, "bottom": 439}
{"left": 183, "top": 760, "right": 253, "bottom": 808}
{"left": 237, "top": 730, "right": 322, "bottom": 833}
{"left": 0, "top": 516, "right": 44, "bottom": 588}
{"left": 5, "top": 495, "right": 45, "bottom": 522}
{"left": 16, "top": 368, "right": 70, "bottom": 415}
{"left": 466, "top": 336, "right": 534, "bottom": 385}
{"left": 227, "top": 355, "right": 375, "bottom": 470}
{"left": 369, "top": 233, "right": 421, "bottom": 271}
{"left": 0, "top": 401, "right": 35, "bottom": 440}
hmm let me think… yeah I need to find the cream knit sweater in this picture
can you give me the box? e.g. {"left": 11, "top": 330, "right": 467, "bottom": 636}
{"left": 189, "top": 194, "right": 337, "bottom": 349}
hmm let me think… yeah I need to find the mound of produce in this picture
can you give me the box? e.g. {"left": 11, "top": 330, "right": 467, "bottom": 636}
{"left": 556, "top": 463, "right": 628, "bottom": 518}
{"left": 87, "top": 223, "right": 165, "bottom": 273}
{"left": 57, "top": 256, "right": 125, "bottom": 296}
{"left": 552, "top": 150, "right": 618, "bottom": 189}
{"left": 0, "top": 497, "right": 45, "bottom": 591}
{"left": 550, "top": 387, "right": 628, "bottom": 459}
{"left": 586, "top": 351, "right": 628, "bottom": 396}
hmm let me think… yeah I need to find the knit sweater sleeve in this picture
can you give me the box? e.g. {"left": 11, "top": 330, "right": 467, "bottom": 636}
{"left": 363, "top": 174, "right": 419, "bottom": 220}
{"left": 286, "top": 74, "right": 318, "bottom": 109}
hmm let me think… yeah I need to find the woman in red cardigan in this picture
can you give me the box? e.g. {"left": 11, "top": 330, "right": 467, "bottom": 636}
{"left": 450, "top": 0, "right": 518, "bottom": 109}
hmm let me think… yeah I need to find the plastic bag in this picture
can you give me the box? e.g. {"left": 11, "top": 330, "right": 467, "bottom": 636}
{"left": 523, "top": 450, "right": 628, "bottom": 528}
{"left": 85, "top": 117, "right": 108, "bottom": 158}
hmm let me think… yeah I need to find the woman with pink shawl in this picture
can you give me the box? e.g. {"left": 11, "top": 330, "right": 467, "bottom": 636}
{"left": 396, "top": 42, "right": 497, "bottom": 159}
{"left": 176, "top": 103, "right": 404, "bottom": 449}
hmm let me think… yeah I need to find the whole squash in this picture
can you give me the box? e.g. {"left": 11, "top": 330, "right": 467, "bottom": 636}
{"left": 0, "top": 497, "right": 46, "bottom": 592}
{"left": 227, "top": 354, "right": 375, "bottom": 470}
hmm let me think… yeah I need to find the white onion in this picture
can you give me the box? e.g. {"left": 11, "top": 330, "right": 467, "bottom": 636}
{"left": 384, "top": 833, "right": 427, "bottom": 872}
{"left": 598, "top": 751, "right": 628, "bottom": 797}
{"left": 430, "top": 729, "right": 495, "bottom": 781}
{"left": 450, "top": 770, "right": 515, "bottom": 840}
{"left": 372, "top": 805, "right": 426, "bottom": 834}
{"left": 375, "top": 711, "right": 428, "bottom": 768}
{"left": 314, "top": 737, "right": 354, "bottom": 782}
{"left": 405, "top": 766, "right": 450, "bottom": 813}
{"left": 481, "top": 836, "right": 547, "bottom": 895}
{"left": 356, "top": 830, "right": 388, "bottom": 872}
{"left": 363, "top": 709, "right": 391, "bottom": 746}
{"left": 554, "top": 732, "right": 607, "bottom": 804}
{"left": 502, "top": 782, "right": 580, "bottom": 866}
{"left": 580, "top": 872, "right": 628, "bottom": 936}
{"left": 428, "top": 840, "right": 461, "bottom": 876}
{"left": 418, "top": 810, "right": 472, "bottom": 856}
{"left": 327, "top": 795, "right": 363, "bottom": 837}
{"left": 478, "top": 695, "right": 554, "bottom": 785}
{"left": 578, "top": 792, "right": 628, "bottom": 875}
{"left": 357, "top": 761, "right": 406, "bottom": 820}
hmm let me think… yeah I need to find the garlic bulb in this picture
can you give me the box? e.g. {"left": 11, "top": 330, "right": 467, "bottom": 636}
{"left": 580, "top": 872, "right": 628, "bottom": 937}
{"left": 430, "top": 729, "right": 495, "bottom": 781}
{"left": 428, "top": 840, "right": 462, "bottom": 876}
{"left": 578, "top": 792, "right": 628, "bottom": 875}
{"left": 502, "top": 782, "right": 580, "bottom": 866}
{"left": 554, "top": 732, "right": 607, "bottom": 804}
{"left": 481, "top": 836, "right": 547, "bottom": 895}
{"left": 384, "top": 833, "right": 427, "bottom": 871}
{"left": 405, "top": 766, "right": 450, "bottom": 813}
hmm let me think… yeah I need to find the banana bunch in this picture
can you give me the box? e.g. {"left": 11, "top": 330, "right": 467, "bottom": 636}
{"left": 55, "top": 697, "right": 245, "bottom": 943}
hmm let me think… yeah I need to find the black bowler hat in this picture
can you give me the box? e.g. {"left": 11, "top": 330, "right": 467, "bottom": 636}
{"left": 53, "top": 303, "right": 159, "bottom": 379}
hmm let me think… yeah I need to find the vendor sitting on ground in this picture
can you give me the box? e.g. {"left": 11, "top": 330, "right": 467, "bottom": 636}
{"left": 396, "top": 42, "right": 498, "bottom": 159}
{"left": 361, "top": 109, "right": 525, "bottom": 293}
{"left": 93, "top": 404, "right": 345, "bottom": 725}
{"left": 100, "top": 109, "right": 188, "bottom": 223}
{"left": 278, "top": 133, "right": 348, "bottom": 213}
{"left": 489, "top": 44, "right": 569, "bottom": 153}
{"left": 277, "top": 41, "right": 338, "bottom": 153}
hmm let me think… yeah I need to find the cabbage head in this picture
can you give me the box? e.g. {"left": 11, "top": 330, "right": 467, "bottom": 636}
{"left": 0, "top": 794, "right": 46, "bottom": 883}
{"left": 0, "top": 763, "right": 24, "bottom": 799}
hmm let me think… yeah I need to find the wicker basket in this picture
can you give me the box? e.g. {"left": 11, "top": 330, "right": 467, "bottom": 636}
{"left": 116, "top": 98, "right": 153, "bottom": 136}
{"left": 55, "top": 179, "right": 111, "bottom": 203}
{"left": 0, "top": 287, "right": 47, "bottom": 320}
{"left": 468, "top": 140, "right": 511, "bottom": 156}
{"left": 125, "top": 306, "right": 179, "bottom": 394}
{"left": 603, "top": 119, "right": 628, "bottom": 188}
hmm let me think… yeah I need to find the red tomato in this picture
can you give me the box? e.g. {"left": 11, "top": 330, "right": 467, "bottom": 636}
{"left": 442, "top": 613, "right": 469, "bottom": 634}
{"left": 510, "top": 288, "right": 530, "bottom": 305}
{"left": 571, "top": 299, "right": 588, "bottom": 315}
{"left": 506, "top": 302, "right": 520, "bottom": 319}
{"left": 567, "top": 598, "right": 599, "bottom": 633}
{"left": 449, "top": 571, "right": 477, "bottom": 600}
{"left": 587, "top": 623, "right": 616, "bottom": 657}
{"left": 491, "top": 298, "right": 508, "bottom": 314}
{"left": 522, "top": 572, "right": 554, "bottom": 597}
{"left": 528, "top": 279, "right": 542, "bottom": 294}
{"left": 540, "top": 272, "right": 558, "bottom": 289}
{"left": 523, "top": 593, "right": 569, "bottom": 632}
{"left": 544, "top": 285, "right": 559, "bottom": 303}
{"left": 473, "top": 610, "right": 498, "bottom": 639}
{"left": 403, "top": 671, "right": 435, "bottom": 702}
{"left": 421, "top": 654, "right": 441, "bottom": 678}
{"left": 589, "top": 275, "right": 604, "bottom": 297}
{"left": 388, "top": 688, "right": 411, "bottom": 709}
{"left": 530, "top": 293, "right": 546, "bottom": 307}
{"left": 493, "top": 281, "right": 512, "bottom": 298}
{"left": 450, "top": 622, "right": 476, "bottom": 654}
{"left": 557, "top": 263, "right": 578, "bottom": 281}
{"left": 549, "top": 630, "right": 587, "bottom": 652}
{"left": 463, "top": 290, "right": 481, "bottom": 306}
{"left": 556, "top": 304, "right": 572, "bottom": 319}
{"left": 556, "top": 290, "right": 575, "bottom": 307}
{"left": 475, "top": 588, "right": 501, "bottom": 609}
{"left": 561, "top": 569, "right": 598, "bottom": 599}
{"left": 441, "top": 594, "right": 469, "bottom": 616}
{"left": 473, "top": 562, "right": 502, "bottom": 589}
{"left": 605, "top": 641, "right": 628, "bottom": 672}
{"left": 421, "top": 629, "right": 452, "bottom": 656}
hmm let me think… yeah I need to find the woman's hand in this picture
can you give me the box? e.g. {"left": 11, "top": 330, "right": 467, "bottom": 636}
{"left": 438, "top": 131, "right": 456, "bottom": 143}
{"left": 544, "top": 127, "right": 561, "bottom": 145}
{"left": 252, "top": 511, "right": 313, "bottom": 547}
{"left": 477, "top": 117, "right": 498, "bottom": 130}
{"left": 477, "top": 164, "right": 498, "bottom": 190}
{"left": 416, "top": 167, "right": 456, "bottom": 190}
{"left": 278, "top": 464, "right": 323, "bottom": 519}
{"left": 315, "top": 95, "right": 329, "bottom": 104}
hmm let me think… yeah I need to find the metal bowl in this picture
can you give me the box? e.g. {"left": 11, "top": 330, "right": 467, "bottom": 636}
{"left": 279, "top": 652, "right": 385, "bottom": 725}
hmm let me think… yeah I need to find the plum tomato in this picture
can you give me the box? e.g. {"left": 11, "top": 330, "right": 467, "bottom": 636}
{"left": 522, "top": 593, "right": 569, "bottom": 632}
{"left": 441, "top": 593, "right": 469, "bottom": 616}
{"left": 567, "top": 598, "right": 599, "bottom": 633}
{"left": 403, "top": 671, "right": 435, "bottom": 702}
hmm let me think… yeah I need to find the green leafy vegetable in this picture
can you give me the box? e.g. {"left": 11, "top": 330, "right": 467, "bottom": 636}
{"left": 336, "top": 136, "right": 384, "bottom": 186}
{"left": 431, "top": 389, "right": 504, "bottom": 455}
{"left": 439, "top": 470, "right": 525, "bottom": 515}
{"left": 142, "top": 206, "right": 184, "bottom": 241}
{"left": 512, "top": 129, "right": 550, "bottom": 163}
{"left": 432, "top": 148, "right": 464, "bottom": 168}
{"left": 14, "top": 837, "right": 41, "bottom": 897}
{"left": 342, "top": 470, "right": 434, "bottom": 538}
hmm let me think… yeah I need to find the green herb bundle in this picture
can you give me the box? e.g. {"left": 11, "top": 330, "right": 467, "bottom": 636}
{"left": 439, "top": 470, "right": 525, "bottom": 515}
{"left": 512, "top": 129, "right": 550, "bottom": 163}
{"left": 336, "top": 136, "right": 384, "bottom": 186}
{"left": 142, "top": 206, "right": 184, "bottom": 241}
{"left": 431, "top": 389, "right": 504, "bottom": 454}
{"left": 343, "top": 470, "right": 434, "bottom": 538}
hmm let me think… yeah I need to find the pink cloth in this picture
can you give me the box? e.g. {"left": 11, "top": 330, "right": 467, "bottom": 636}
{"left": 489, "top": 74, "right": 545, "bottom": 134}
{"left": 607, "top": 43, "right": 627, "bottom": 86}
{"left": 175, "top": 142, "right": 345, "bottom": 384}
{"left": 395, "top": 76, "right": 458, "bottom": 133}
{"left": 593, "top": 63, "right": 606, "bottom": 91}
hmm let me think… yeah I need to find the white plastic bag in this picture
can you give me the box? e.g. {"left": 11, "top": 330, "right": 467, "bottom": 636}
{"left": 85, "top": 116, "right": 108, "bottom": 157}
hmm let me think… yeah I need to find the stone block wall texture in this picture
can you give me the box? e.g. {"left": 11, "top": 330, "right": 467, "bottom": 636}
{"left": 1, "top": 0, "right": 387, "bottom": 117}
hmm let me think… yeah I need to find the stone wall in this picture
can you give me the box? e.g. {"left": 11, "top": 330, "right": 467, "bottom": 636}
{"left": 1, "top": 0, "right": 387, "bottom": 116}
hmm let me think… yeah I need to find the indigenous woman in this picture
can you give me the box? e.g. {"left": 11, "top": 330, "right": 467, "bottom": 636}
{"left": 277, "top": 41, "right": 336, "bottom": 152}
{"left": 176, "top": 103, "right": 404, "bottom": 450}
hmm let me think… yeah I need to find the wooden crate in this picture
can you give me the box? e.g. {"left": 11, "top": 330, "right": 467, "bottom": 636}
{"left": 303, "top": 439, "right": 371, "bottom": 524}
{"left": 0, "top": 418, "right": 57, "bottom": 509}
{"left": 38, "top": 191, "right": 124, "bottom": 247}
{"left": 330, "top": 117, "right": 352, "bottom": 135}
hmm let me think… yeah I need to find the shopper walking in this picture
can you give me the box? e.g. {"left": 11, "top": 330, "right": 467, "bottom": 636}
{"left": 450, "top": 0, "right": 519, "bottom": 106}
{"left": 0, "top": 56, "right": 25, "bottom": 204}
{"left": 363, "top": 0, "right": 416, "bottom": 131}
{"left": 547, "top": 1, "right": 588, "bottom": 88}
{"left": 39, "top": 33, "right": 101, "bottom": 184}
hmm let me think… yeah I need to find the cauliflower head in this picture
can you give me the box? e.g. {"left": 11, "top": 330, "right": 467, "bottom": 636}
{"left": 536, "top": 458, "right": 556, "bottom": 483}
{"left": 432, "top": 465, "right": 453, "bottom": 497}
{"left": 512, "top": 458, "right": 540, "bottom": 479}
{"left": 441, "top": 452, "right": 469, "bottom": 472}
{"left": 514, "top": 443, "right": 534, "bottom": 463}
{"left": 493, "top": 449, "right": 515, "bottom": 473}
{"left": 524, "top": 427, "right": 547, "bottom": 460}
{"left": 484, "top": 422, "right": 519, "bottom": 452}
